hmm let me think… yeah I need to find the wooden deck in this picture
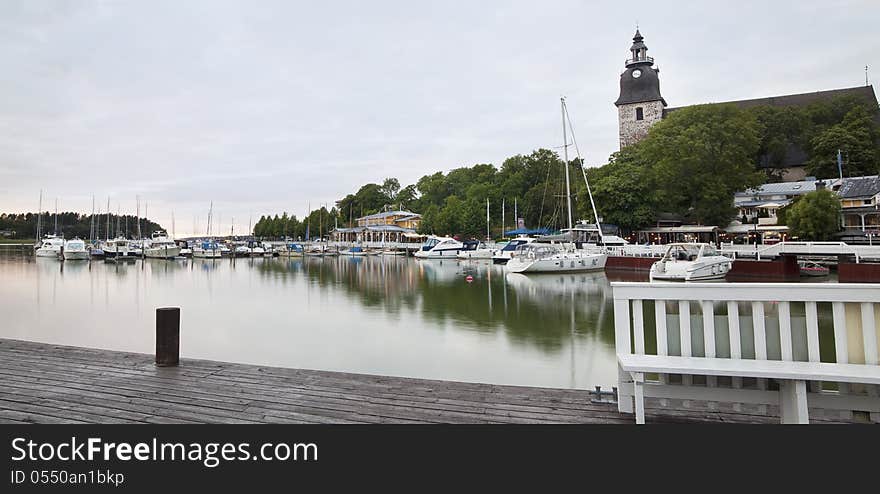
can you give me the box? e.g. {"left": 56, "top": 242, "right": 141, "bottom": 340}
{"left": 0, "top": 338, "right": 856, "bottom": 424}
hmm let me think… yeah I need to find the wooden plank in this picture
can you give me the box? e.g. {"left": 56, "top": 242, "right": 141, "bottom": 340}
{"left": 727, "top": 301, "right": 742, "bottom": 389}
{"left": 752, "top": 302, "right": 767, "bottom": 360}
{"left": 832, "top": 302, "right": 849, "bottom": 364}
{"left": 861, "top": 302, "right": 879, "bottom": 366}
{"left": 633, "top": 300, "right": 645, "bottom": 354}
{"left": 1, "top": 337, "right": 865, "bottom": 425}
{"left": 805, "top": 301, "right": 820, "bottom": 362}
{"left": 679, "top": 301, "right": 692, "bottom": 357}
{"left": 614, "top": 299, "right": 632, "bottom": 355}
{"left": 655, "top": 301, "right": 668, "bottom": 385}
{"left": 779, "top": 301, "right": 793, "bottom": 361}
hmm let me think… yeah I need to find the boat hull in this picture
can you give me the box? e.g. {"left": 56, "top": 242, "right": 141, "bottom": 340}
{"left": 35, "top": 248, "right": 61, "bottom": 258}
{"left": 192, "top": 249, "right": 223, "bottom": 259}
{"left": 649, "top": 258, "right": 732, "bottom": 282}
{"left": 507, "top": 253, "right": 607, "bottom": 274}
{"left": 144, "top": 246, "right": 182, "bottom": 259}
{"left": 62, "top": 250, "right": 89, "bottom": 260}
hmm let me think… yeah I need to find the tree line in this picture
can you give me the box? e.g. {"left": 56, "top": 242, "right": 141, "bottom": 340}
{"left": 0, "top": 212, "right": 164, "bottom": 241}
{"left": 249, "top": 93, "right": 880, "bottom": 239}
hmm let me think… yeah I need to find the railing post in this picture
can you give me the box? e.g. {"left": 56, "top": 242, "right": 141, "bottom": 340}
{"left": 156, "top": 307, "right": 180, "bottom": 367}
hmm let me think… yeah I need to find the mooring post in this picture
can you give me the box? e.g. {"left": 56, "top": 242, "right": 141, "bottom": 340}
{"left": 155, "top": 307, "right": 180, "bottom": 367}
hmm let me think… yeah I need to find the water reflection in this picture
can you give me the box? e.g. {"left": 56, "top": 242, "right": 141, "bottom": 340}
{"left": 0, "top": 255, "right": 620, "bottom": 389}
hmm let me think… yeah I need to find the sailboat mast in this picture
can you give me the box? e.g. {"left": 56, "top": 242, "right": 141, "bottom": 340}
{"left": 106, "top": 198, "right": 110, "bottom": 241}
{"left": 514, "top": 198, "right": 517, "bottom": 230}
{"left": 54, "top": 198, "right": 58, "bottom": 235}
{"left": 90, "top": 195, "right": 95, "bottom": 244}
{"left": 502, "top": 198, "right": 505, "bottom": 239}
{"left": 561, "top": 97, "right": 573, "bottom": 234}
{"left": 36, "top": 190, "right": 42, "bottom": 241}
{"left": 486, "top": 198, "right": 490, "bottom": 241}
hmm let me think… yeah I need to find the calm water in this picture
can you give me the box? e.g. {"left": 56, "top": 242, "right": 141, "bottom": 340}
{"left": 0, "top": 255, "right": 624, "bottom": 390}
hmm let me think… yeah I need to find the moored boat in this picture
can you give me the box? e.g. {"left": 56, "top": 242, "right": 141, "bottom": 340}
{"left": 35, "top": 235, "right": 65, "bottom": 258}
{"left": 649, "top": 243, "right": 732, "bottom": 282}
{"left": 799, "top": 260, "right": 830, "bottom": 277}
{"left": 413, "top": 236, "right": 465, "bottom": 259}
{"left": 506, "top": 243, "right": 607, "bottom": 273}
{"left": 144, "top": 231, "right": 181, "bottom": 259}
{"left": 62, "top": 238, "right": 89, "bottom": 260}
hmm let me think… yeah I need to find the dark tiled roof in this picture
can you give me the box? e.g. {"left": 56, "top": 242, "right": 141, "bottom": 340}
{"left": 666, "top": 85, "right": 878, "bottom": 113}
{"left": 837, "top": 176, "right": 880, "bottom": 199}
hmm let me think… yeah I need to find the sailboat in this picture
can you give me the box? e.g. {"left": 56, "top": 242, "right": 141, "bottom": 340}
{"left": 507, "top": 98, "right": 608, "bottom": 274}
{"left": 193, "top": 202, "right": 222, "bottom": 259}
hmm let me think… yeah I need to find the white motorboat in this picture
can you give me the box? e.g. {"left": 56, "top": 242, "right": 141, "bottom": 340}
{"left": 101, "top": 237, "right": 131, "bottom": 258}
{"left": 249, "top": 245, "right": 266, "bottom": 257}
{"left": 35, "top": 235, "right": 65, "bottom": 258}
{"left": 649, "top": 243, "right": 732, "bottom": 281}
{"left": 261, "top": 242, "right": 276, "bottom": 257}
{"left": 233, "top": 245, "right": 250, "bottom": 257}
{"left": 380, "top": 250, "right": 405, "bottom": 256}
{"left": 506, "top": 243, "right": 607, "bottom": 273}
{"left": 144, "top": 231, "right": 181, "bottom": 259}
{"left": 180, "top": 247, "right": 193, "bottom": 257}
{"left": 62, "top": 237, "right": 89, "bottom": 260}
{"left": 491, "top": 237, "right": 536, "bottom": 264}
{"left": 192, "top": 240, "right": 223, "bottom": 259}
{"left": 413, "top": 236, "right": 465, "bottom": 259}
{"left": 456, "top": 240, "right": 496, "bottom": 259}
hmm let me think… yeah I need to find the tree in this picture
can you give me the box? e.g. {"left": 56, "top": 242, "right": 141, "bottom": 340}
{"left": 783, "top": 189, "right": 841, "bottom": 240}
{"left": 586, "top": 147, "right": 657, "bottom": 230}
{"left": 807, "top": 106, "right": 879, "bottom": 178}
{"left": 638, "top": 104, "right": 764, "bottom": 226}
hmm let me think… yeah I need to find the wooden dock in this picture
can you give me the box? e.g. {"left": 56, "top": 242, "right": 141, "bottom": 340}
{"left": 0, "top": 339, "right": 856, "bottom": 424}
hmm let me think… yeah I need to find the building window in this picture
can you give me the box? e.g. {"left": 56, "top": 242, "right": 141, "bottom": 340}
{"left": 635, "top": 107, "right": 644, "bottom": 121}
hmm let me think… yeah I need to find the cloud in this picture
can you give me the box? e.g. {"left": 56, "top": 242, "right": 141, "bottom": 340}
{"left": 0, "top": 0, "right": 877, "bottom": 235}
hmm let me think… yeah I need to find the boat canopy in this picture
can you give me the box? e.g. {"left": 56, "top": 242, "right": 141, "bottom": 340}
{"left": 504, "top": 227, "right": 553, "bottom": 236}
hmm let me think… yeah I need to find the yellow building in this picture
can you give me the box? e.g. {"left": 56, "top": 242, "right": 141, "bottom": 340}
{"left": 333, "top": 210, "right": 422, "bottom": 243}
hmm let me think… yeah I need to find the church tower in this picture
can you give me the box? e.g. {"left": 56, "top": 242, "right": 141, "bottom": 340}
{"left": 615, "top": 29, "right": 666, "bottom": 148}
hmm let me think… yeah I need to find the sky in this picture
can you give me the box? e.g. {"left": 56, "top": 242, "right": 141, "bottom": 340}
{"left": 1, "top": 0, "right": 878, "bottom": 236}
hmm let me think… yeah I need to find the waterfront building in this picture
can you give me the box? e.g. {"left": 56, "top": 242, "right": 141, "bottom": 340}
{"left": 614, "top": 30, "right": 879, "bottom": 182}
{"left": 836, "top": 175, "right": 880, "bottom": 236}
{"left": 332, "top": 210, "right": 423, "bottom": 243}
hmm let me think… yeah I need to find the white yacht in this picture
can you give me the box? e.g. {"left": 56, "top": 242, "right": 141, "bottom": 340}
{"left": 506, "top": 243, "right": 607, "bottom": 274}
{"left": 101, "top": 237, "right": 131, "bottom": 258}
{"left": 249, "top": 244, "right": 266, "bottom": 257}
{"left": 62, "top": 238, "right": 89, "bottom": 260}
{"left": 234, "top": 245, "right": 251, "bottom": 257}
{"left": 456, "top": 240, "right": 497, "bottom": 259}
{"left": 35, "top": 235, "right": 65, "bottom": 258}
{"left": 144, "top": 231, "right": 181, "bottom": 259}
{"left": 649, "top": 243, "right": 732, "bottom": 282}
{"left": 192, "top": 240, "right": 223, "bottom": 259}
{"left": 491, "top": 237, "right": 536, "bottom": 264}
{"left": 413, "top": 236, "right": 465, "bottom": 259}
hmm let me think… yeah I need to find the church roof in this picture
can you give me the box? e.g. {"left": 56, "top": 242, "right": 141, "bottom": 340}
{"left": 666, "top": 85, "right": 878, "bottom": 113}
{"left": 665, "top": 86, "right": 878, "bottom": 169}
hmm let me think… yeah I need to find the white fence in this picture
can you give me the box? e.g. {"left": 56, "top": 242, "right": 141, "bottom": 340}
{"left": 720, "top": 241, "right": 880, "bottom": 261}
{"left": 612, "top": 282, "right": 880, "bottom": 423}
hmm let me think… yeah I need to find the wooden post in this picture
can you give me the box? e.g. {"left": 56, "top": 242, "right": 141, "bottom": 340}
{"left": 156, "top": 307, "right": 180, "bottom": 367}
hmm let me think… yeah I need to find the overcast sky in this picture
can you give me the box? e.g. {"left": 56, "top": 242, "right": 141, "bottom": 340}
{"left": 2, "top": 0, "right": 878, "bottom": 236}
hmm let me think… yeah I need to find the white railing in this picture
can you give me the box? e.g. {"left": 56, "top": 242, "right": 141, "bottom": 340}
{"left": 606, "top": 244, "right": 668, "bottom": 258}
{"left": 612, "top": 282, "right": 880, "bottom": 422}
{"left": 720, "top": 241, "right": 880, "bottom": 261}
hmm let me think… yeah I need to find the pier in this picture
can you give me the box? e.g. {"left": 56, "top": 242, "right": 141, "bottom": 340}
{"left": 0, "top": 338, "right": 861, "bottom": 424}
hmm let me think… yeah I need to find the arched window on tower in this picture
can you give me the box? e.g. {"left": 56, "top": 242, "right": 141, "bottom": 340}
{"left": 635, "top": 107, "right": 644, "bottom": 121}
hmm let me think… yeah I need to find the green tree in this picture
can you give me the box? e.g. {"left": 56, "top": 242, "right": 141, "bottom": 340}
{"left": 783, "top": 189, "right": 841, "bottom": 240}
{"left": 586, "top": 147, "right": 656, "bottom": 230}
{"left": 639, "top": 104, "right": 764, "bottom": 226}
{"left": 807, "top": 105, "right": 879, "bottom": 178}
